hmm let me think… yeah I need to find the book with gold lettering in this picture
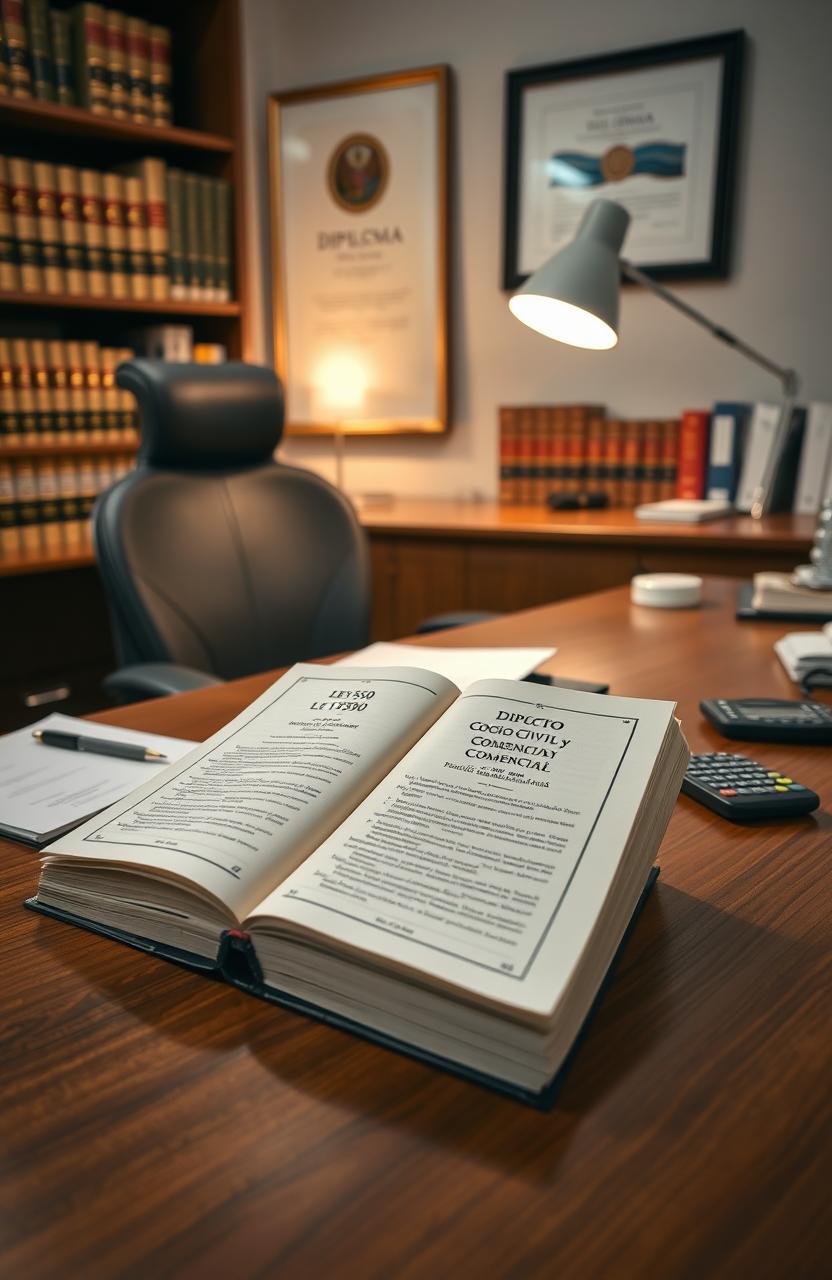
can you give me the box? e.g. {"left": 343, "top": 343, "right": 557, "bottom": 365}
{"left": 27, "top": 664, "right": 688, "bottom": 1105}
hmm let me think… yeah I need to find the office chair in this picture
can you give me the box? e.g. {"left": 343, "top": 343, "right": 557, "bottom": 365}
{"left": 94, "top": 359, "right": 372, "bottom": 701}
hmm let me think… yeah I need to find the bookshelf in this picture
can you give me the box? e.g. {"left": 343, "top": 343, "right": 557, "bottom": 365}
{"left": 0, "top": 0, "right": 249, "bottom": 726}
{"left": 1, "top": 0, "right": 249, "bottom": 535}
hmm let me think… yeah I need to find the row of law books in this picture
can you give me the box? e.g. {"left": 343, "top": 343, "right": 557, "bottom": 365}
{"left": 0, "top": 337, "right": 139, "bottom": 445}
{"left": 676, "top": 402, "right": 832, "bottom": 515}
{"left": 1, "top": 1, "right": 172, "bottom": 125}
{"left": 0, "top": 450, "right": 134, "bottom": 558}
{"left": 0, "top": 153, "right": 233, "bottom": 302}
{"left": 498, "top": 406, "right": 680, "bottom": 507}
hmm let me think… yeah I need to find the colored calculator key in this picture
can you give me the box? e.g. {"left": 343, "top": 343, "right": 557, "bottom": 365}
{"left": 681, "top": 752, "right": 820, "bottom": 823}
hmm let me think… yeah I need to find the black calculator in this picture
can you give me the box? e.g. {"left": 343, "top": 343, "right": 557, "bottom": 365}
{"left": 682, "top": 752, "right": 820, "bottom": 822}
{"left": 700, "top": 697, "right": 832, "bottom": 744}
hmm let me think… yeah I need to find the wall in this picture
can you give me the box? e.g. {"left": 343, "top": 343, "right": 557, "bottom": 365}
{"left": 240, "top": 0, "right": 832, "bottom": 498}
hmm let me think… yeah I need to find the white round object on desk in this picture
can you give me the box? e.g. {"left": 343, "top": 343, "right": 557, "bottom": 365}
{"left": 630, "top": 573, "right": 703, "bottom": 608}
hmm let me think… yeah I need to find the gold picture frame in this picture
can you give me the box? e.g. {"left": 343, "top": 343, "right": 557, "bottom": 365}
{"left": 268, "top": 66, "right": 449, "bottom": 436}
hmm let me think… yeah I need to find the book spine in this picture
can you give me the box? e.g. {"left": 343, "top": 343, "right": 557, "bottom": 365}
{"left": 519, "top": 407, "right": 535, "bottom": 504}
{"left": 56, "top": 164, "right": 87, "bottom": 295}
{"left": 47, "top": 340, "right": 73, "bottom": 442}
{"left": 104, "top": 7, "right": 128, "bottom": 118}
{"left": 0, "top": 336, "right": 20, "bottom": 444}
{"left": 123, "top": 173, "right": 150, "bottom": 299}
{"left": 166, "top": 168, "right": 187, "bottom": 299}
{"left": 498, "top": 407, "right": 512, "bottom": 505}
{"left": 705, "top": 404, "right": 744, "bottom": 503}
{"left": 639, "top": 419, "right": 661, "bottom": 503}
{"left": 570, "top": 406, "right": 589, "bottom": 494}
{"left": 605, "top": 418, "right": 623, "bottom": 506}
{"left": 125, "top": 16, "right": 150, "bottom": 122}
{"left": 200, "top": 175, "right": 217, "bottom": 300}
{"left": 2, "top": 0, "right": 32, "bottom": 98}
{"left": 73, "top": 2, "right": 109, "bottom": 115}
{"left": 77, "top": 450, "right": 98, "bottom": 537}
{"left": 116, "top": 347, "right": 138, "bottom": 436}
{"left": 11, "top": 338, "right": 37, "bottom": 444}
{"left": 25, "top": 0, "right": 53, "bottom": 101}
{"left": 9, "top": 156, "right": 43, "bottom": 292}
{"left": 659, "top": 419, "right": 679, "bottom": 500}
{"left": 28, "top": 337, "right": 54, "bottom": 442}
{"left": 0, "top": 15, "right": 7, "bottom": 96}
{"left": 769, "top": 406, "right": 806, "bottom": 513}
{"left": 586, "top": 409, "right": 604, "bottom": 493}
{"left": 81, "top": 340, "right": 104, "bottom": 442}
{"left": 14, "top": 457, "right": 42, "bottom": 552}
{"left": 675, "top": 410, "right": 711, "bottom": 500}
{"left": 57, "top": 455, "right": 83, "bottom": 546}
{"left": 102, "top": 171, "right": 129, "bottom": 298}
{"left": 99, "top": 346, "right": 121, "bottom": 441}
{"left": 0, "top": 154, "right": 21, "bottom": 291}
{"left": 50, "top": 9, "right": 75, "bottom": 105}
{"left": 37, "top": 457, "right": 63, "bottom": 550}
{"left": 183, "top": 170, "right": 200, "bottom": 300}
{"left": 65, "top": 339, "right": 88, "bottom": 441}
{"left": 79, "top": 167, "right": 108, "bottom": 296}
{"left": 33, "top": 160, "right": 64, "bottom": 295}
{"left": 149, "top": 24, "right": 171, "bottom": 126}
{"left": 0, "top": 458, "right": 20, "bottom": 558}
{"left": 214, "top": 178, "right": 232, "bottom": 302}
{"left": 539, "top": 406, "right": 554, "bottom": 500}
{"left": 793, "top": 402, "right": 832, "bottom": 514}
{"left": 140, "top": 158, "right": 169, "bottom": 300}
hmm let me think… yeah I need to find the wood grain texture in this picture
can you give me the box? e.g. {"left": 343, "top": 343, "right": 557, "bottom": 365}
{"left": 363, "top": 502, "right": 813, "bottom": 638}
{"left": 1, "top": 579, "right": 830, "bottom": 1279}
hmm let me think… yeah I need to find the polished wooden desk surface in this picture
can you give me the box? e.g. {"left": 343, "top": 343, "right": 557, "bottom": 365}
{"left": 2, "top": 580, "right": 830, "bottom": 1278}
{"left": 357, "top": 497, "right": 816, "bottom": 549}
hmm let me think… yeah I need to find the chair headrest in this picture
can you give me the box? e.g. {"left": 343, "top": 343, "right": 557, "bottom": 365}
{"left": 117, "top": 359, "right": 284, "bottom": 468}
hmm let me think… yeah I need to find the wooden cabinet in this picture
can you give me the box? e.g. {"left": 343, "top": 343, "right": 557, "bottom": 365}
{"left": 363, "top": 501, "right": 815, "bottom": 638}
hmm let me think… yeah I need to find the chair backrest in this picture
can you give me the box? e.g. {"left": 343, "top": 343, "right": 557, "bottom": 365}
{"left": 94, "top": 359, "right": 370, "bottom": 678}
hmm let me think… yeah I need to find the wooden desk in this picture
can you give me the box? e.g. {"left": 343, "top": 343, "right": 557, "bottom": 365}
{"left": 2, "top": 580, "right": 829, "bottom": 1278}
{"left": 360, "top": 500, "right": 816, "bottom": 637}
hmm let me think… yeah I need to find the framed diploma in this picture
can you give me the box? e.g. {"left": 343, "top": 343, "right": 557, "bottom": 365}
{"left": 503, "top": 31, "right": 744, "bottom": 288}
{"left": 268, "top": 66, "right": 449, "bottom": 435}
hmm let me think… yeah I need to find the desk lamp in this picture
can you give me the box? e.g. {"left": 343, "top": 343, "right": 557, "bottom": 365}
{"left": 509, "top": 199, "right": 832, "bottom": 590}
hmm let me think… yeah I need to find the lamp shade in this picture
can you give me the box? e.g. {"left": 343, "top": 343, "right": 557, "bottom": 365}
{"left": 509, "top": 199, "right": 631, "bottom": 349}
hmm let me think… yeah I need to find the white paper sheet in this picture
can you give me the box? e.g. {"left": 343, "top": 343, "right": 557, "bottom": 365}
{"left": 334, "top": 643, "right": 556, "bottom": 690}
{"left": 0, "top": 713, "right": 197, "bottom": 844}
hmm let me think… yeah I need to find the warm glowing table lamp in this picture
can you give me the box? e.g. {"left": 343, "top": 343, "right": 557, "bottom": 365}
{"left": 509, "top": 199, "right": 832, "bottom": 589}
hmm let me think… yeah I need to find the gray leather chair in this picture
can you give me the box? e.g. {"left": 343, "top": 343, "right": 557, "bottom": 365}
{"left": 94, "top": 360, "right": 371, "bottom": 701}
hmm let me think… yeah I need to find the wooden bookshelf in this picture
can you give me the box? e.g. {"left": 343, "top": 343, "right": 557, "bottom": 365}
{"left": 0, "top": 290, "right": 241, "bottom": 317}
{"left": 0, "top": 0, "right": 249, "bottom": 599}
{"left": 1, "top": 441, "right": 138, "bottom": 459}
{"left": 0, "top": 95, "right": 234, "bottom": 153}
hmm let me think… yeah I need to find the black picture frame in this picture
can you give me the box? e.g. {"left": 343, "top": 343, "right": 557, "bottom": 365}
{"left": 503, "top": 30, "right": 745, "bottom": 290}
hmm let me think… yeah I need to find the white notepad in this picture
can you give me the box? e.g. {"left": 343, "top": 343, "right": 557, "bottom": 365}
{"left": 333, "top": 643, "right": 556, "bottom": 689}
{"left": 0, "top": 713, "right": 197, "bottom": 846}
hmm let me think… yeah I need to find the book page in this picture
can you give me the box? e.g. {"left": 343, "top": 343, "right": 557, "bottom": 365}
{"left": 44, "top": 664, "right": 458, "bottom": 921}
{"left": 251, "top": 680, "right": 676, "bottom": 1013}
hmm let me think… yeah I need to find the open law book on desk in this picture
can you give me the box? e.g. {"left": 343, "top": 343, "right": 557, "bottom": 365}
{"left": 28, "top": 663, "right": 689, "bottom": 1105}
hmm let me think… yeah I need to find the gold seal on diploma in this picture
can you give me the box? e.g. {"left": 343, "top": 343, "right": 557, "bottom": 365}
{"left": 327, "top": 133, "right": 390, "bottom": 213}
{"left": 601, "top": 144, "right": 636, "bottom": 183}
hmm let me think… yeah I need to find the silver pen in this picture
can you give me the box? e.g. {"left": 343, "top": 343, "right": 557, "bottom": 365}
{"left": 32, "top": 729, "right": 168, "bottom": 763}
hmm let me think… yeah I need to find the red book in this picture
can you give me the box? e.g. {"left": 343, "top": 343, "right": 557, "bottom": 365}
{"left": 675, "top": 410, "right": 711, "bottom": 499}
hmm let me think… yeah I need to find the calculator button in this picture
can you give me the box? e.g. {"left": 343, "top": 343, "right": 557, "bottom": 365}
{"left": 776, "top": 777, "right": 792, "bottom": 784}
{"left": 774, "top": 785, "right": 789, "bottom": 792}
{"left": 719, "top": 789, "right": 737, "bottom": 796}
{"left": 789, "top": 784, "right": 807, "bottom": 791}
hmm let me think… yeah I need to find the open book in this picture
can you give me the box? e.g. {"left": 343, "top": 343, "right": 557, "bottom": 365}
{"left": 29, "top": 664, "right": 689, "bottom": 1103}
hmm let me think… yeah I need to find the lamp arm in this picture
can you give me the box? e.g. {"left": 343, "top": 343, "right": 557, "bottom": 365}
{"left": 620, "top": 260, "right": 799, "bottom": 397}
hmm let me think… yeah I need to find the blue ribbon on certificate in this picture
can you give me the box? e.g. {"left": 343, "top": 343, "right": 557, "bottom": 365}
{"left": 548, "top": 142, "right": 686, "bottom": 188}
